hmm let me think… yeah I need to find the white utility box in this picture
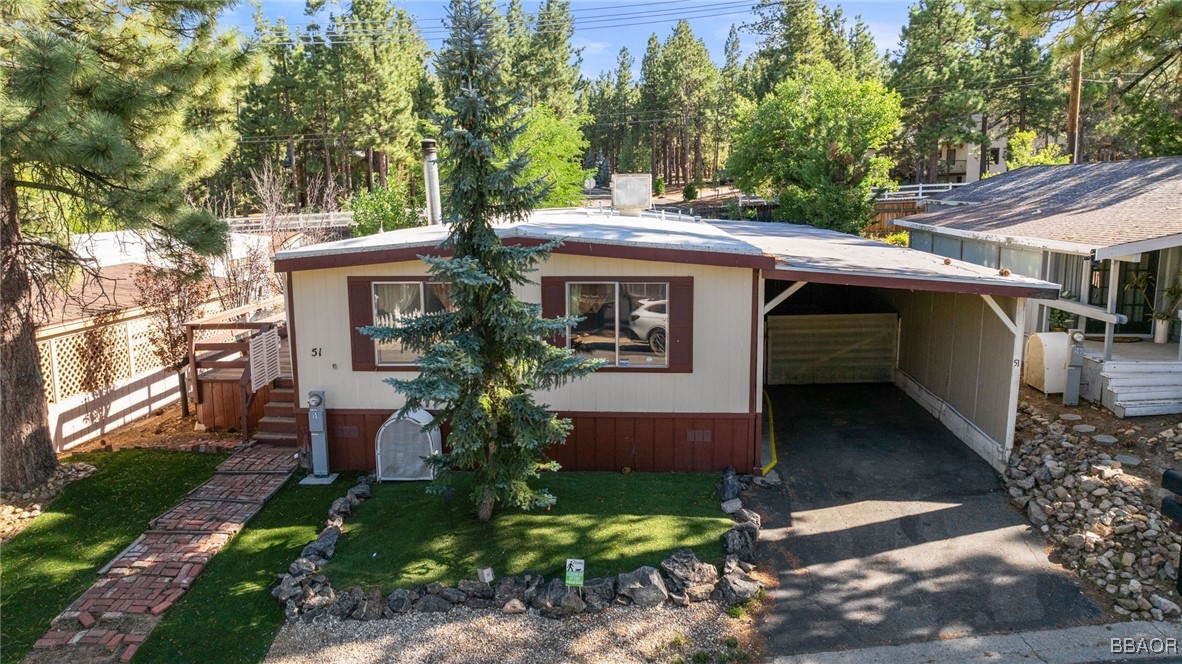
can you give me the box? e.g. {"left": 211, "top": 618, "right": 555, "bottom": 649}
{"left": 1024, "top": 332, "right": 1070, "bottom": 394}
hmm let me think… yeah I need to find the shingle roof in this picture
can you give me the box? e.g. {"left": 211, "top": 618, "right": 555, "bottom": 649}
{"left": 898, "top": 157, "right": 1182, "bottom": 255}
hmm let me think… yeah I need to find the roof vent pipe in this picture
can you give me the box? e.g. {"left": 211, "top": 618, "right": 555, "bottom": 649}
{"left": 421, "top": 139, "right": 442, "bottom": 225}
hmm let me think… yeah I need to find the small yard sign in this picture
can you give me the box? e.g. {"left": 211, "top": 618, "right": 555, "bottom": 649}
{"left": 565, "top": 558, "right": 585, "bottom": 587}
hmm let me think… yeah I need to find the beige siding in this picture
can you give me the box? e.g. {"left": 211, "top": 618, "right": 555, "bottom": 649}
{"left": 887, "top": 289, "right": 1017, "bottom": 448}
{"left": 290, "top": 254, "right": 754, "bottom": 413}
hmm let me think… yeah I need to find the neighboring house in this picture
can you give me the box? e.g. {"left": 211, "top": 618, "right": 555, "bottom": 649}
{"left": 895, "top": 157, "right": 1182, "bottom": 416}
{"left": 273, "top": 210, "right": 1057, "bottom": 476}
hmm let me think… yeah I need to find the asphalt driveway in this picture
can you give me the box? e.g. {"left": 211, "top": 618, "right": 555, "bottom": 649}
{"left": 751, "top": 384, "right": 1102, "bottom": 656}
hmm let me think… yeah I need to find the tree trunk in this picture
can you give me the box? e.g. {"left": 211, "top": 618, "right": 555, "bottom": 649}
{"left": 288, "top": 137, "right": 299, "bottom": 210}
{"left": 365, "top": 147, "right": 375, "bottom": 192}
{"left": 177, "top": 369, "right": 190, "bottom": 418}
{"left": 1, "top": 169, "right": 59, "bottom": 491}
{"left": 979, "top": 113, "right": 990, "bottom": 180}
{"left": 476, "top": 490, "right": 495, "bottom": 521}
{"left": 927, "top": 151, "right": 940, "bottom": 184}
{"left": 378, "top": 151, "right": 389, "bottom": 188}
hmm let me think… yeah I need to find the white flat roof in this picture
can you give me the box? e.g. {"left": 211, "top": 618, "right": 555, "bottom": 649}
{"left": 273, "top": 209, "right": 763, "bottom": 263}
{"left": 274, "top": 209, "right": 1059, "bottom": 298}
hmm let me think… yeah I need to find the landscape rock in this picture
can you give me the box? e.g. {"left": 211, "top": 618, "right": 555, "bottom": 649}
{"left": 715, "top": 570, "right": 761, "bottom": 605}
{"left": 616, "top": 566, "right": 669, "bottom": 607}
{"left": 1113, "top": 454, "right": 1141, "bottom": 468}
{"left": 458, "top": 579, "right": 493, "bottom": 599}
{"left": 1093, "top": 434, "right": 1119, "bottom": 445}
{"left": 659, "top": 549, "right": 719, "bottom": 597}
{"left": 716, "top": 467, "right": 744, "bottom": 501}
{"left": 386, "top": 588, "right": 417, "bottom": 613}
{"left": 349, "top": 482, "right": 372, "bottom": 500}
{"left": 439, "top": 587, "right": 468, "bottom": 604}
{"left": 503, "top": 598, "right": 527, "bottom": 614}
{"left": 582, "top": 577, "right": 616, "bottom": 612}
{"left": 724, "top": 523, "right": 758, "bottom": 562}
{"left": 329, "top": 497, "right": 352, "bottom": 516}
{"left": 414, "top": 594, "right": 453, "bottom": 613}
{"left": 330, "top": 587, "right": 364, "bottom": 618}
{"left": 1150, "top": 594, "right": 1181, "bottom": 615}
{"left": 301, "top": 526, "right": 341, "bottom": 560}
{"left": 721, "top": 498, "right": 743, "bottom": 514}
{"left": 349, "top": 590, "right": 385, "bottom": 621}
{"left": 494, "top": 576, "right": 526, "bottom": 605}
{"left": 288, "top": 557, "right": 318, "bottom": 577}
{"left": 734, "top": 508, "right": 762, "bottom": 530}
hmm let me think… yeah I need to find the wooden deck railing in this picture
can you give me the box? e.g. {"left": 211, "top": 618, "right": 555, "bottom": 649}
{"left": 183, "top": 296, "right": 286, "bottom": 442}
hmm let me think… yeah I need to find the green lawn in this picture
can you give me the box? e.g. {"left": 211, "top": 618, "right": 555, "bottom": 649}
{"left": 0, "top": 450, "right": 227, "bottom": 664}
{"left": 135, "top": 473, "right": 359, "bottom": 664}
{"left": 328, "top": 472, "right": 732, "bottom": 591}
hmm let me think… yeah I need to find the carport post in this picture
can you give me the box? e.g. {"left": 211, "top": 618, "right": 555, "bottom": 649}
{"left": 1103, "top": 259, "right": 1119, "bottom": 361}
{"left": 1004, "top": 300, "right": 1027, "bottom": 460}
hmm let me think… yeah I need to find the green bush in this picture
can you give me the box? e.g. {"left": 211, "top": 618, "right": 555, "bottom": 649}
{"left": 882, "top": 230, "right": 909, "bottom": 247}
{"left": 653, "top": 176, "right": 666, "bottom": 196}
{"left": 349, "top": 182, "right": 423, "bottom": 237}
{"left": 683, "top": 182, "right": 699, "bottom": 201}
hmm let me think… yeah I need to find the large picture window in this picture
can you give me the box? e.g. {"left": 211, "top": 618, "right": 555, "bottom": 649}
{"left": 568, "top": 281, "right": 669, "bottom": 368}
{"left": 371, "top": 281, "right": 454, "bottom": 365}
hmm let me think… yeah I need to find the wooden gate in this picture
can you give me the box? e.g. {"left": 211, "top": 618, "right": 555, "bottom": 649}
{"left": 766, "top": 313, "right": 899, "bottom": 385}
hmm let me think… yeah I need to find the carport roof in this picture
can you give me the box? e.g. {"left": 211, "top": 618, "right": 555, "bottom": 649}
{"left": 713, "top": 220, "right": 1060, "bottom": 298}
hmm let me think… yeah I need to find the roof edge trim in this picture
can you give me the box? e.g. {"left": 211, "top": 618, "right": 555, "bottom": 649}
{"left": 893, "top": 218, "right": 1099, "bottom": 256}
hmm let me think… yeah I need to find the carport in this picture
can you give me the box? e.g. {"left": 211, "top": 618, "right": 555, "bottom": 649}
{"left": 715, "top": 222, "right": 1061, "bottom": 472}
{"left": 710, "top": 224, "right": 1100, "bottom": 656}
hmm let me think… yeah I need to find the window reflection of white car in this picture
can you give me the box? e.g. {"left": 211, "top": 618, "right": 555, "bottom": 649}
{"left": 628, "top": 299, "right": 667, "bottom": 353}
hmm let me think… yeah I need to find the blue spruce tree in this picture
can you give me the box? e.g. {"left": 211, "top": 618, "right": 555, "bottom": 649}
{"left": 362, "top": 0, "right": 600, "bottom": 521}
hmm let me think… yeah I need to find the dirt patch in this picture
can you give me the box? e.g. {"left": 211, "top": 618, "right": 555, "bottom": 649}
{"left": 1020, "top": 386, "right": 1182, "bottom": 495}
{"left": 63, "top": 402, "right": 239, "bottom": 457}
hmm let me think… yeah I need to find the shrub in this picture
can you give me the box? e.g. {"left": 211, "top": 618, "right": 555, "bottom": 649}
{"left": 349, "top": 182, "right": 422, "bottom": 237}
{"left": 882, "top": 230, "right": 909, "bottom": 247}
{"left": 653, "top": 176, "right": 666, "bottom": 196}
{"left": 683, "top": 182, "right": 699, "bottom": 201}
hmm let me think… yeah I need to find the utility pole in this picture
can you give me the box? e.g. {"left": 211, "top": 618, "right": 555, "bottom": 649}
{"left": 1066, "top": 50, "right": 1083, "bottom": 163}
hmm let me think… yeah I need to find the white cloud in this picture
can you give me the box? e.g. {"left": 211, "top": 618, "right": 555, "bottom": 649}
{"left": 573, "top": 37, "right": 612, "bottom": 57}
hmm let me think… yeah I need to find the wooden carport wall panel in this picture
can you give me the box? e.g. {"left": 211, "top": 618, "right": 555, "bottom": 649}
{"left": 886, "top": 289, "right": 1017, "bottom": 450}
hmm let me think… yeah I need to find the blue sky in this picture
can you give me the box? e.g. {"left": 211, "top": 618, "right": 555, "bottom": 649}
{"left": 222, "top": 1, "right": 916, "bottom": 78}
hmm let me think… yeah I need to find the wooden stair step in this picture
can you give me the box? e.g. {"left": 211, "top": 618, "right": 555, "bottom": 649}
{"left": 264, "top": 402, "right": 294, "bottom": 418}
{"left": 258, "top": 416, "right": 297, "bottom": 434}
{"left": 251, "top": 431, "right": 298, "bottom": 447}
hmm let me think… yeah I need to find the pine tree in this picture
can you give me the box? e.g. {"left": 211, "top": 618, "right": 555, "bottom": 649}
{"left": 746, "top": 0, "right": 824, "bottom": 99}
{"left": 523, "top": 0, "right": 581, "bottom": 118}
{"left": 819, "top": 5, "right": 854, "bottom": 73}
{"left": 362, "top": 0, "right": 600, "bottom": 522}
{"left": 848, "top": 15, "right": 886, "bottom": 82}
{"left": 890, "top": 0, "right": 984, "bottom": 183}
{"left": 0, "top": 0, "right": 258, "bottom": 490}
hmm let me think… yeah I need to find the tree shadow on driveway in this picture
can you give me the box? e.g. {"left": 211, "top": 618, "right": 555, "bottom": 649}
{"left": 752, "top": 384, "right": 1102, "bottom": 656}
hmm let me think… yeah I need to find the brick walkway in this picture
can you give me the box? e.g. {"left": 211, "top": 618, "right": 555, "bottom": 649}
{"left": 28, "top": 445, "right": 298, "bottom": 663}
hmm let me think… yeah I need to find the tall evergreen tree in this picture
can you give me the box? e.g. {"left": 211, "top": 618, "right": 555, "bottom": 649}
{"left": 746, "top": 0, "right": 824, "bottom": 99}
{"left": 0, "top": 0, "right": 258, "bottom": 490}
{"left": 848, "top": 15, "right": 886, "bottom": 82}
{"left": 890, "top": 0, "right": 984, "bottom": 183}
{"left": 522, "top": 0, "right": 581, "bottom": 118}
{"left": 363, "top": 0, "right": 599, "bottom": 522}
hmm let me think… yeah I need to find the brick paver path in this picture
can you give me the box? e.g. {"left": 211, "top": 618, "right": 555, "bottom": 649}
{"left": 27, "top": 445, "right": 297, "bottom": 663}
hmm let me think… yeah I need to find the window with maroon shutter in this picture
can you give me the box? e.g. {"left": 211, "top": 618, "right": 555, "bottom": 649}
{"left": 346, "top": 276, "right": 449, "bottom": 372}
{"left": 540, "top": 276, "right": 693, "bottom": 373}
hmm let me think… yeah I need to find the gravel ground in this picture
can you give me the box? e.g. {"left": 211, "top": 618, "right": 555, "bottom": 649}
{"left": 266, "top": 603, "right": 744, "bottom": 663}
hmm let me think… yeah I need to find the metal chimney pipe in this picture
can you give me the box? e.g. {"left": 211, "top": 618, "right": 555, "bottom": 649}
{"left": 421, "top": 139, "right": 442, "bottom": 225}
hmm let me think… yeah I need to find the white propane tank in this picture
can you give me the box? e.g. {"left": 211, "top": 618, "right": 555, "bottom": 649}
{"left": 1024, "top": 332, "right": 1070, "bottom": 394}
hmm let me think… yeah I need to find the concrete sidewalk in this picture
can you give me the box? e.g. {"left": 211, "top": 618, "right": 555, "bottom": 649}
{"left": 771, "top": 621, "right": 1182, "bottom": 664}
